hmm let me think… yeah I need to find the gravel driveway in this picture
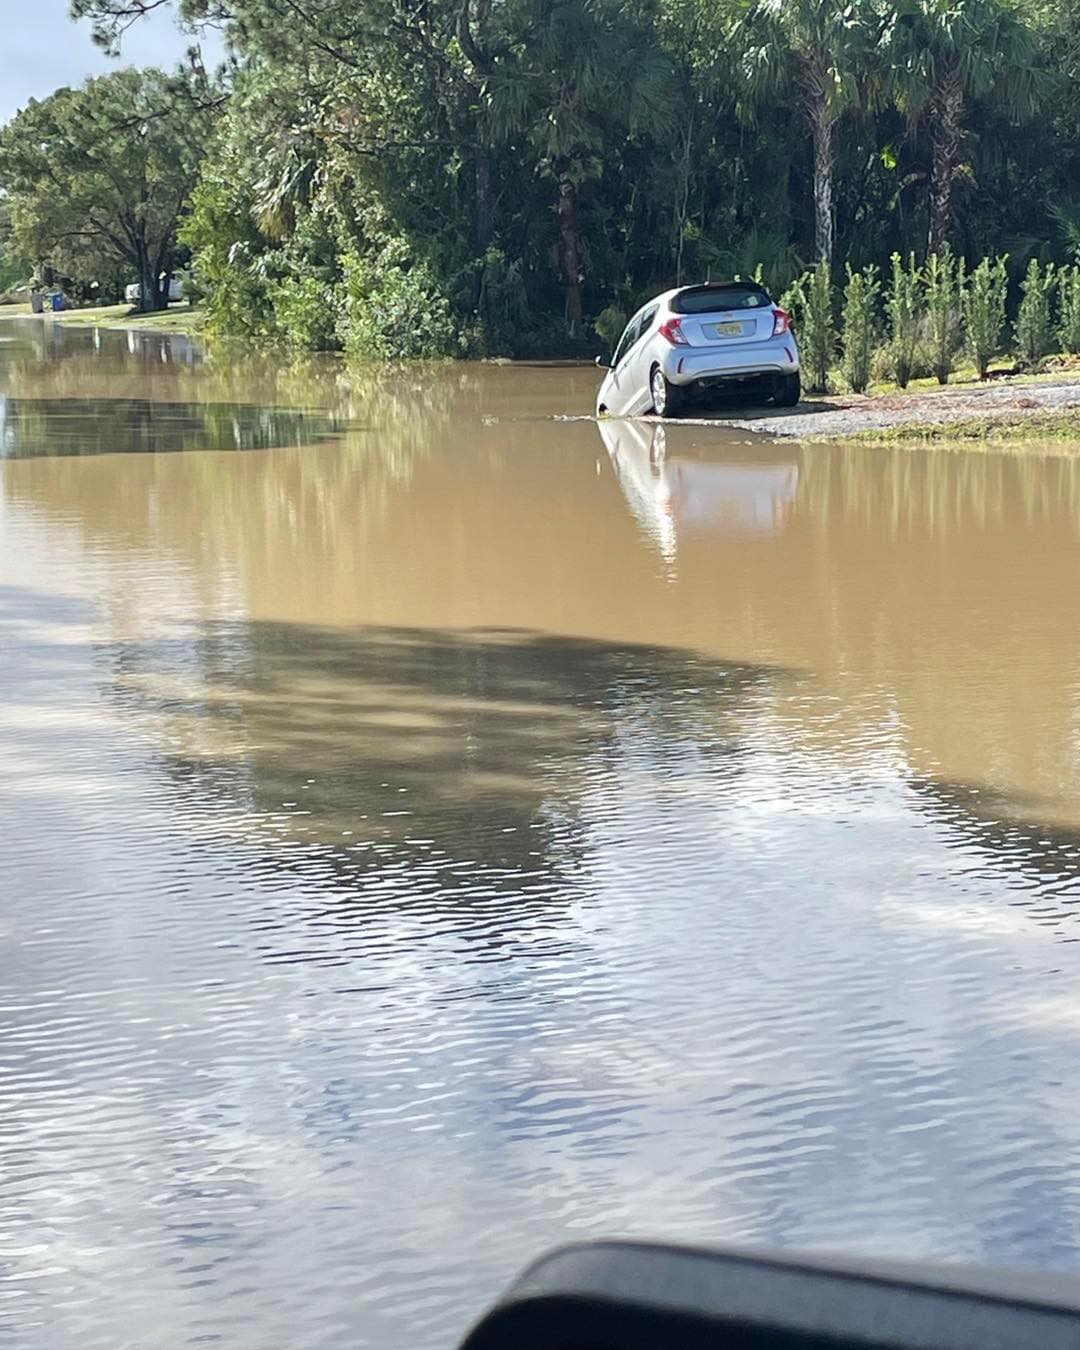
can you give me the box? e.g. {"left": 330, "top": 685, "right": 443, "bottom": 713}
{"left": 663, "top": 376, "right": 1080, "bottom": 439}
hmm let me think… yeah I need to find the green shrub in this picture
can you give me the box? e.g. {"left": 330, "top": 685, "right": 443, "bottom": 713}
{"left": 1059, "top": 263, "right": 1080, "bottom": 355}
{"left": 595, "top": 304, "right": 628, "bottom": 354}
{"left": 787, "top": 260, "right": 834, "bottom": 394}
{"left": 269, "top": 273, "right": 340, "bottom": 350}
{"left": 963, "top": 255, "right": 1009, "bottom": 378}
{"left": 462, "top": 248, "right": 531, "bottom": 355}
{"left": 924, "top": 247, "right": 965, "bottom": 384}
{"left": 874, "top": 324, "right": 937, "bottom": 385}
{"left": 0, "top": 242, "right": 28, "bottom": 294}
{"left": 1015, "top": 258, "right": 1057, "bottom": 368}
{"left": 483, "top": 251, "right": 529, "bottom": 353}
{"left": 180, "top": 177, "right": 278, "bottom": 340}
{"left": 886, "top": 252, "right": 921, "bottom": 389}
{"left": 339, "top": 248, "right": 460, "bottom": 360}
{"left": 841, "top": 264, "right": 880, "bottom": 394}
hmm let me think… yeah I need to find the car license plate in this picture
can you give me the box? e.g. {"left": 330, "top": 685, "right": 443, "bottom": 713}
{"left": 715, "top": 321, "right": 744, "bottom": 337}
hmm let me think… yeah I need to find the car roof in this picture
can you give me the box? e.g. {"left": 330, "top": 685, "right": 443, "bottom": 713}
{"left": 638, "top": 281, "right": 768, "bottom": 310}
{"left": 673, "top": 280, "right": 768, "bottom": 299}
{"left": 630, "top": 281, "right": 770, "bottom": 324}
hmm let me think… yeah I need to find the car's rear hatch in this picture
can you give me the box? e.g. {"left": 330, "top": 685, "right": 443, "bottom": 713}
{"left": 672, "top": 284, "right": 775, "bottom": 346}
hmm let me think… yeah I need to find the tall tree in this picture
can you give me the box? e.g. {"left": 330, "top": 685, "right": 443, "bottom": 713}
{"left": 740, "top": 0, "right": 878, "bottom": 264}
{"left": 0, "top": 68, "right": 221, "bottom": 310}
{"left": 74, "top": 0, "right": 504, "bottom": 253}
{"left": 70, "top": 0, "right": 227, "bottom": 49}
{"left": 0, "top": 201, "right": 30, "bottom": 293}
{"left": 488, "top": 0, "right": 673, "bottom": 334}
{"left": 884, "top": 0, "right": 1040, "bottom": 255}
{"left": 62, "top": 0, "right": 1074, "bottom": 352}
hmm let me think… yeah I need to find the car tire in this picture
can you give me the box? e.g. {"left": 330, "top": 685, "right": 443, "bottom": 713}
{"left": 650, "top": 365, "right": 684, "bottom": 418}
{"left": 773, "top": 372, "right": 801, "bottom": 407}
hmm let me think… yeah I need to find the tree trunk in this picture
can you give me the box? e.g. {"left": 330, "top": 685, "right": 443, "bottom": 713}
{"left": 557, "top": 178, "right": 584, "bottom": 337}
{"left": 809, "top": 99, "right": 836, "bottom": 266}
{"left": 673, "top": 109, "right": 694, "bottom": 286}
{"left": 928, "top": 67, "right": 964, "bottom": 256}
{"left": 136, "top": 243, "right": 158, "bottom": 314}
{"left": 136, "top": 271, "right": 167, "bottom": 312}
{"left": 135, "top": 252, "right": 171, "bottom": 312}
{"left": 476, "top": 146, "right": 493, "bottom": 250}
{"left": 457, "top": 0, "right": 494, "bottom": 252}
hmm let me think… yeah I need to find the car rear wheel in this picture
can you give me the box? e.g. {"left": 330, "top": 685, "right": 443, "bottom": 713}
{"left": 773, "top": 372, "right": 801, "bottom": 407}
{"left": 650, "top": 366, "right": 684, "bottom": 418}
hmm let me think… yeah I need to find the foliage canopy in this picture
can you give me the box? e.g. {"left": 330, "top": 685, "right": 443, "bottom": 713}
{"left": 25, "top": 0, "right": 1080, "bottom": 346}
{"left": 0, "top": 66, "right": 220, "bottom": 309}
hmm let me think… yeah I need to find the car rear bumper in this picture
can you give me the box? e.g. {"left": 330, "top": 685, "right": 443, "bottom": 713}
{"left": 661, "top": 342, "right": 799, "bottom": 386}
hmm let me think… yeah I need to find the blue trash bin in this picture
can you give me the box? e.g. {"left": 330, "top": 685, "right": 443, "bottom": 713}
{"left": 51, "top": 293, "right": 65, "bottom": 312}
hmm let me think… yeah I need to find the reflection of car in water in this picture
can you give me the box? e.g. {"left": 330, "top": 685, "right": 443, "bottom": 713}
{"left": 599, "top": 419, "right": 799, "bottom": 559}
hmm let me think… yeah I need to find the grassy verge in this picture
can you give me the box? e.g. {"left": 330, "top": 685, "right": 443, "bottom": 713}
{"left": 837, "top": 408, "right": 1080, "bottom": 447}
{"left": 0, "top": 302, "right": 204, "bottom": 336}
{"left": 801, "top": 354, "right": 1080, "bottom": 398}
{"left": 863, "top": 362, "right": 986, "bottom": 396}
{"left": 862, "top": 364, "right": 1080, "bottom": 397}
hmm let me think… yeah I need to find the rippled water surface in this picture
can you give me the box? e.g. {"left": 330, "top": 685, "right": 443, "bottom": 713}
{"left": 3, "top": 319, "right": 1080, "bottom": 1348}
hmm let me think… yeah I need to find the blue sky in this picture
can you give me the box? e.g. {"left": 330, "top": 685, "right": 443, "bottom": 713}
{"left": 0, "top": 0, "right": 225, "bottom": 124}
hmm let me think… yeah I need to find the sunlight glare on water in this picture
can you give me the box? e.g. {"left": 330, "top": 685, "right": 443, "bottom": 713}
{"left": 2, "top": 320, "right": 1080, "bottom": 1349}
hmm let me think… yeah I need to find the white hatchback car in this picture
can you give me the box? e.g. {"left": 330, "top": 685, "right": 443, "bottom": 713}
{"left": 595, "top": 281, "right": 801, "bottom": 418}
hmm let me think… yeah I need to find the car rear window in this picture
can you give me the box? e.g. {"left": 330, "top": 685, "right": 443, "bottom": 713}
{"left": 672, "top": 285, "right": 772, "bottom": 314}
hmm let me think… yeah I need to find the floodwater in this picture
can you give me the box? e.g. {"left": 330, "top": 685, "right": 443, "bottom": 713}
{"left": 3, "top": 320, "right": 1080, "bottom": 1348}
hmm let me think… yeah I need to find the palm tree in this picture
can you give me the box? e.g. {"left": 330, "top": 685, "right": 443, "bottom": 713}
{"left": 883, "top": 0, "right": 1040, "bottom": 255}
{"left": 740, "top": 0, "right": 879, "bottom": 265}
{"left": 488, "top": 0, "right": 673, "bottom": 335}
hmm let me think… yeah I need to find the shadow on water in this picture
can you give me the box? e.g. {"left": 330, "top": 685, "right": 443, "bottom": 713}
{"left": 8, "top": 556, "right": 1080, "bottom": 948}
{"left": 88, "top": 619, "right": 800, "bottom": 955}
{"left": 0, "top": 396, "right": 345, "bottom": 458}
{"left": 88, "top": 614, "right": 1080, "bottom": 948}
{"left": 911, "top": 777, "right": 1080, "bottom": 928}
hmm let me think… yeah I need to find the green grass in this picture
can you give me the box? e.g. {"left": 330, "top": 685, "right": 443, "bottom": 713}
{"left": 0, "top": 301, "right": 204, "bottom": 335}
{"left": 837, "top": 408, "right": 1080, "bottom": 448}
{"left": 842, "top": 354, "right": 1080, "bottom": 398}
{"left": 863, "top": 361, "right": 983, "bottom": 396}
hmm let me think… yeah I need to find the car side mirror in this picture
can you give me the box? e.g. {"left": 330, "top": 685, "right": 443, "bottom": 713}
{"left": 594, "top": 354, "right": 611, "bottom": 369}
{"left": 459, "top": 1241, "right": 1080, "bottom": 1350}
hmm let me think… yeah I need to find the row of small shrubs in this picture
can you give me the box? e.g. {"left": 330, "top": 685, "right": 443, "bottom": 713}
{"left": 784, "top": 252, "right": 1080, "bottom": 394}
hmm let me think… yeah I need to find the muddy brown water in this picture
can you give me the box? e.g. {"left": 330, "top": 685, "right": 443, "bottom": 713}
{"left": 3, "top": 320, "right": 1080, "bottom": 1349}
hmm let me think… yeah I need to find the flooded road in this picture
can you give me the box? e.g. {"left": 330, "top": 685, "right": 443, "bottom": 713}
{"left": 3, "top": 320, "right": 1080, "bottom": 1349}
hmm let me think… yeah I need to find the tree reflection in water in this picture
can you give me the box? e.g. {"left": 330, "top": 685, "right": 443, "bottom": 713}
{"left": 0, "top": 397, "right": 344, "bottom": 458}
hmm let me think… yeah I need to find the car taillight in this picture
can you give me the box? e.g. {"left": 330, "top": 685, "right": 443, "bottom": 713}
{"left": 772, "top": 307, "right": 791, "bottom": 337}
{"left": 658, "top": 318, "right": 688, "bottom": 346}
